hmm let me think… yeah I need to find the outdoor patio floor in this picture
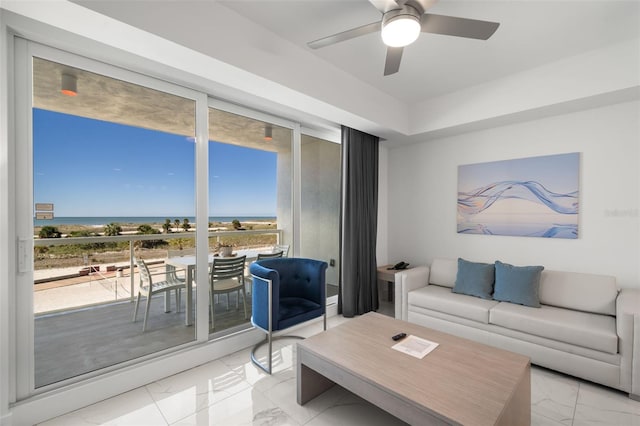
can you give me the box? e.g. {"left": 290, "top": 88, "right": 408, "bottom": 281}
{"left": 35, "top": 283, "right": 343, "bottom": 388}
{"left": 35, "top": 290, "right": 251, "bottom": 388}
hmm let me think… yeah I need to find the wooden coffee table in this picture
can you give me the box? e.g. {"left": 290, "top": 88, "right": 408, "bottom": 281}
{"left": 297, "top": 312, "right": 530, "bottom": 426}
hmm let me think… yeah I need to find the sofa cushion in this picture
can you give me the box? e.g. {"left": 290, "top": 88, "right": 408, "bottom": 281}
{"left": 453, "top": 258, "right": 495, "bottom": 299}
{"left": 490, "top": 302, "right": 617, "bottom": 354}
{"left": 429, "top": 258, "right": 458, "bottom": 288}
{"left": 409, "top": 285, "right": 499, "bottom": 324}
{"left": 493, "top": 261, "right": 544, "bottom": 307}
{"left": 539, "top": 270, "right": 618, "bottom": 316}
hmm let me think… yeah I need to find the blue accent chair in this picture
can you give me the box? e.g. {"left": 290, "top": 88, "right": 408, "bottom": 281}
{"left": 249, "top": 257, "right": 327, "bottom": 374}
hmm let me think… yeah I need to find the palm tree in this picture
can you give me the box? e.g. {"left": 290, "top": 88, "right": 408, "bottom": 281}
{"left": 162, "top": 219, "right": 172, "bottom": 234}
{"left": 174, "top": 219, "right": 180, "bottom": 233}
{"left": 103, "top": 222, "right": 122, "bottom": 236}
{"left": 182, "top": 218, "right": 191, "bottom": 232}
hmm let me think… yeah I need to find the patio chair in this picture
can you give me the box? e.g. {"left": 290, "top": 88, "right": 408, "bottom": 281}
{"left": 272, "top": 244, "right": 290, "bottom": 257}
{"left": 210, "top": 255, "right": 248, "bottom": 330}
{"left": 256, "top": 250, "right": 283, "bottom": 261}
{"left": 132, "top": 258, "right": 185, "bottom": 332}
{"left": 166, "top": 248, "right": 195, "bottom": 283}
{"left": 249, "top": 257, "right": 327, "bottom": 374}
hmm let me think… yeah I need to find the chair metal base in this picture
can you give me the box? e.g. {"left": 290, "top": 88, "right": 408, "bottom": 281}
{"left": 251, "top": 312, "right": 327, "bottom": 374}
{"left": 251, "top": 335, "right": 304, "bottom": 375}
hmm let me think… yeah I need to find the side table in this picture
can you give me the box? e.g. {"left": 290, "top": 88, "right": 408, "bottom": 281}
{"left": 377, "top": 264, "right": 412, "bottom": 302}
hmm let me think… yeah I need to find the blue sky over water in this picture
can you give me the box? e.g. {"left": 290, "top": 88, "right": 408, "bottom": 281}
{"left": 33, "top": 109, "right": 277, "bottom": 217}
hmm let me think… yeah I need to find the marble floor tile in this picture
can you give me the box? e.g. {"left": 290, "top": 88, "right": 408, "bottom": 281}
{"left": 573, "top": 382, "right": 640, "bottom": 426}
{"left": 220, "top": 344, "right": 296, "bottom": 394}
{"left": 262, "top": 378, "right": 349, "bottom": 425}
{"left": 38, "top": 387, "right": 168, "bottom": 426}
{"left": 146, "top": 359, "right": 251, "bottom": 424}
{"left": 36, "top": 315, "right": 640, "bottom": 426}
{"left": 172, "top": 387, "right": 299, "bottom": 426}
{"left": 530, "top": 366, "right": 579, "bottom": 426}
{"left": 305, "top": 390, "right": 407, "bottom": 426}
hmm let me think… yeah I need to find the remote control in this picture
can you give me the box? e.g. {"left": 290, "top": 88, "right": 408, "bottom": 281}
{"left": 392, "top": 332, "right": 407, "bottom": 341}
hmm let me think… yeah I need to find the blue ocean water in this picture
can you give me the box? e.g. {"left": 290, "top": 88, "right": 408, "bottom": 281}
{"left": 34, "top": 216, "right": 276, "bottom": 226}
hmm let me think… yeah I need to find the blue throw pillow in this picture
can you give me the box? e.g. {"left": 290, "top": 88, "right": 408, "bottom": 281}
{"left": 453, "top": 258, "right": 495, "bottom": 300}
{"left": 493, "top": 261, "right": 544, "bottom": 308}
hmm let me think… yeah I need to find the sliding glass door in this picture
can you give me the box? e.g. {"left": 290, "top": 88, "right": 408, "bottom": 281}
{"left": 17, "top": 43, "right": 202, "bottom": 394}
{"left": 12, "top": 38, "right": 340, "bottom": 406}
{"left": 300, "top": 134, "right": 341, "bottom": 300}
{"left": 207, "top": 103, "right": 293, "bottom": 337}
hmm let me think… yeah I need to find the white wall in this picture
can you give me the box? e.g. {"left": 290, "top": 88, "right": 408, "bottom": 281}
{"left": 387, "top": 100, "right": 640, "bottom": 289}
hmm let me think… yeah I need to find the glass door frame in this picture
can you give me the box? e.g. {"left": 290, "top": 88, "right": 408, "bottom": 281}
{"left": 13, "top": 39, "right": 208, "bottom": 398}
{"left": 9, "top": 35, "right": 341, "bottom": 411}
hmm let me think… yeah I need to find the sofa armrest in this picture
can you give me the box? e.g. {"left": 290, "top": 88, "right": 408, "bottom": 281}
{"left": 395, "top": 266, "right": 430, "bottom": 321}
{"left": 616, "top": 288, "right": 640, "bottom": 397}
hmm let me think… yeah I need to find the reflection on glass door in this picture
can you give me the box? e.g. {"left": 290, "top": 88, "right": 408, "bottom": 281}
{"left": 300, "top": 134, "right": 341, "bottom": 299}
{"left": 32, "top": 57, "right": 197, "bottom": 387}
{"left": 207, "top": 107, "right": 292, "bottom": 336}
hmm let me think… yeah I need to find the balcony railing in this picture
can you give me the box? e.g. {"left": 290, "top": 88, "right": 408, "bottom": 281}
{"left": 33, "top": 229, "right": 283, "bottom": 314}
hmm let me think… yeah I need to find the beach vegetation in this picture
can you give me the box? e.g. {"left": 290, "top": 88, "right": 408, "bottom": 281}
{"left": 182, "top": 218, "right": 191, "bottom": 232}
{"left": 104, "top": 223, "right": 122, "bottom": 236}
{"left": 136, "top": 224, "right": 166, "bottom": 249}
{"left": 174, "top": 219, "right": 180, "bottom": 231}
{"left": 162, "top": 219, "right": 172, "bottom": 234}
{"left": 39, "top": 226, "right": 61, "bottom": 239}
{"left": 170, "top": 237, "right": 193, "bottom": 250}
{"left": 232, "top": 219, "right": 241, "bottom": 229}
{"left": 33, "top": 219, "right": 278, "bottom": 270}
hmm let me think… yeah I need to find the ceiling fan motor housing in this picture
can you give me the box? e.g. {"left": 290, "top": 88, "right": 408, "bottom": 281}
{"left": 382, "top": 3, "right": 424, "bottom": 28}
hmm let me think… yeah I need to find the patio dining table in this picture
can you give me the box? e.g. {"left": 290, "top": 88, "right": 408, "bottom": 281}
{"left": 165, "top": 248, "right": 265, "bottom": 326}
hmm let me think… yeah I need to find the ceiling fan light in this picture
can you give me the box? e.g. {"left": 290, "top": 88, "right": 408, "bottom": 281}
{"left": 381, "top": 15, "right": 421, "bottom": 47}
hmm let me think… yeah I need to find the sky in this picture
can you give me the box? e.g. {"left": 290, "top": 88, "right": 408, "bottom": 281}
{"left": 33, "top": 108, "right": 277, "bottom": 217}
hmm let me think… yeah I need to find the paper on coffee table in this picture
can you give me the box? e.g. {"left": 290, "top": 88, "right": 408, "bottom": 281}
{"left": 392, "top": 335, "right": 439, "bottom": 359}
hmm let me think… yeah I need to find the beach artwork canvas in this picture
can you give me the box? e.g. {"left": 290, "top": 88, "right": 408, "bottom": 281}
{"left": 457, "top": 153, "right": 580, "bottom": 239}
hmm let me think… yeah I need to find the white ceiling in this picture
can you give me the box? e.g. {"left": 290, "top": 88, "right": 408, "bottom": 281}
{"left": 218, "top": 0, "right": 640, "bottom": 103}
{"left": 74, "top": 0, "right": 640, "bottom": 106}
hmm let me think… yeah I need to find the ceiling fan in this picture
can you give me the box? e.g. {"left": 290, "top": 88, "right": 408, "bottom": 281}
{"left": 307, "top": 0, "right": 500, "bottom": 76}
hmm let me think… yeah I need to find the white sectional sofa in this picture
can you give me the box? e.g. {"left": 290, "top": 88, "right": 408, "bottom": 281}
{"left": 395, "top": 258, "right": 640, "bottom": 398}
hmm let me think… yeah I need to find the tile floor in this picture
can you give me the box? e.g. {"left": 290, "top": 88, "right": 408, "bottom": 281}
{"left": 39, "top": 315, "right": 640, "bottom": 426}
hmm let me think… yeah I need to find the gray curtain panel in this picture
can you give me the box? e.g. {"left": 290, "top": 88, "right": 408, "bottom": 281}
{"left": 339, "top": 126, "right": 379, "bottom": 317}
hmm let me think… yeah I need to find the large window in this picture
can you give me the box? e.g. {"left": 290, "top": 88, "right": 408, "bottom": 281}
{"left": 12, "top": 40, "right": 339, "bottom": 409}
{"left": 29, "top": 57, "right": 198, "bottom": 388}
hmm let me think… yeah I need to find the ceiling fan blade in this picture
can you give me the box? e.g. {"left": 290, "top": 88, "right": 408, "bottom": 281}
{"left": 384, "top": 47, "right": 403, "bottom": 76}
{"left": 421, "top": 13, "right": 500, "bottom": 40}
{"left": 308, "top": 21, "right": 381, "bottom": 49}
